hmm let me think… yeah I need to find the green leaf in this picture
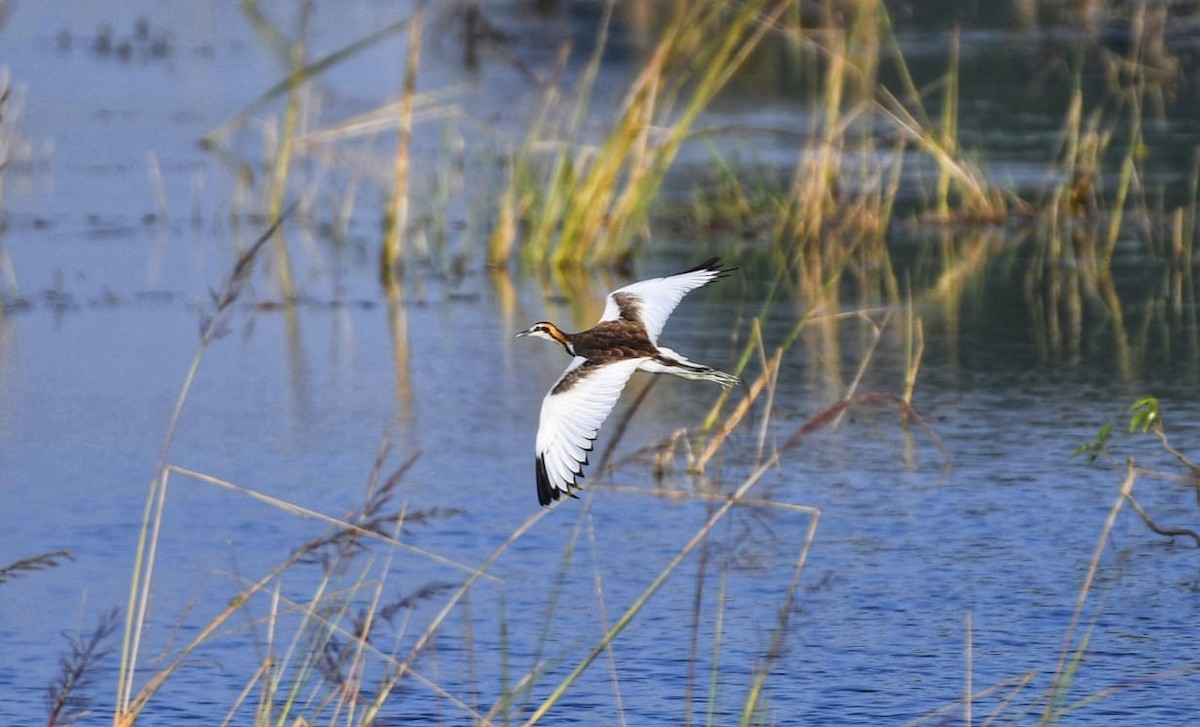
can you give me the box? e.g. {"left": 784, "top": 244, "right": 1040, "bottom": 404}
{"left": 1128, "top": 397, "right": 1160, "bottom": 434}
{"left": 1073, "top": 420, "right": 1112, "bottom": 466}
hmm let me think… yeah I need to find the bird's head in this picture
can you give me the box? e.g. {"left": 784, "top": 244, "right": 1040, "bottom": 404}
{"left": 516, "top": 321, "right": 563, "bottom": 342}
{"left": 516, "top": 321, "right": 573, "bottom": 355}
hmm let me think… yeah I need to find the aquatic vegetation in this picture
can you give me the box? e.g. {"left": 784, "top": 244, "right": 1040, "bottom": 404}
{"left": 0, "top": 549, "right": 74, "bottom": 585}
{"left": 492, "top": 0, "right": 798, "bottom": 268}
{"left": 192, "top": 0, "right": 1198, "bottom": 343}
{"left": 1076, "top": 395, "right": 1200, "bottom": 544}
{"left": 46, "top": 609, "right": 118, "bottom": 727}
{"left": 382, "top": 13, "right": 423, "bottom": 278}
{"left": 92, "top": 196, "right": 913, "bottom": 725}
{"left": 11, "top": 0, "right": 1200, "bottom": 724}
{"left": 0, "top": 69, "right": 46, "bottom": 314}
{"left": 115, "top": 212, "right": 293, "bottom": 724}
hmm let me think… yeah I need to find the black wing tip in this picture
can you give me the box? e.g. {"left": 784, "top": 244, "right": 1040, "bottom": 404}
{"left": 536, "top": 455, "right": 585, "bottom": 507}
{"left": 680, "top": 257, "right": 737, "bottom": 279}
{"left": 536, "top": 455, "right": 557, "bottom": 507}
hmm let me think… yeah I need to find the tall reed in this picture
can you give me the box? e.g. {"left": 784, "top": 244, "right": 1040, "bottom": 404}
{"left": 382, "top": 12, "right": 423, "bottom": 278}
{"left": 115, "top": 211, "right": 293, "bottom": 723}
{"left": 263, "top": 5, "right": 309, "bottom": 300}
{"left": 502, "top": 0, "right": 793, "bottom": 268}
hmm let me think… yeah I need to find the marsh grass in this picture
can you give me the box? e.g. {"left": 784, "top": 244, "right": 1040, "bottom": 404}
{"left": 113, "top": 462, "right": 488, "bottom": 725}
{"left": 101, "top": 205, "right": 937, "bottom": 723}
{"left": 0, "top": 68, "right": 41, "bottom": 314}
{"left": 19, "top": 1, "right": 1195, "bottom": 723}
{"left": 1016, "top": 48, "right": 1197, "bottom": 376}
{"left": 709, "top": 0, "right": 1019, "bottom": 297}
{"left": 47, "top": 609, "right": 119, "bottom": 727}
{"left": 495, "top": 0, "right": 795, "bottom": 268}
{"left": 906, "top": 401, "right": 1200, "bottom": 725}
{"left": 259, "top": 4, "right": 310, "bottom": 301}
{"left": 670, "top": 0, "right": 1197, "bottom": 379}
{"left": 519, "top": 491, "right": 821, "bottom": 725}
{"left": 100, "top": 204, "right": 552, "bottom": 721}
{"left": 190, "top": 0, "right": 1196, "bottom": 344}
{"left": 190, "top": 0, "right": 1196, "bottom": 380}
{"left": 524, "top": 280, "right": 949, "bottom": 723}
{"left": 115, "top": 208, "right": 295, "bottom": 723}
{"left": 381, "top": 12, "right": 423, "bottom": 277}
{"left": 1040, "top": 462, "right": 1138, "bottom": 724}
{"left": 563, "top": 388, "right": 947, "bottom": 726}
{"left": 905, "top": 463, "right": 1187, "bottom": 726}
{"left": 203, "top": 12, "right": 415, "bottom": 149}
{"left": 115, "top": 436, "right": 550, "bottom": 724}
{"left": 0, "top": 549, "right": 74, "bottom": 585}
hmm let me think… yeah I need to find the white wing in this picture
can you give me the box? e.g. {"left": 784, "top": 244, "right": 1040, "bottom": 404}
{"left": 598, "top": 258, "right": 727, "bottom": 344}
{"left": 535, "top": 356, "right": 644, "bottom": 505}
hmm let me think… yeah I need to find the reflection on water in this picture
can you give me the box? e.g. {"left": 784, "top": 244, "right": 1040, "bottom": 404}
{"left": 385, "top": 274, "right": 414, "bottom": 421}
{"left": 6, "top": 253, "right": 1198, "bottom": 723}
{"left": 1, "top": 1, "right": 1199, "bottom": 724}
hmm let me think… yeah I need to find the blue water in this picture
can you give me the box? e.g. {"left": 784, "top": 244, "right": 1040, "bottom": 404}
{"left": 3, "top": 2, "right": 1200, "bottom": 724}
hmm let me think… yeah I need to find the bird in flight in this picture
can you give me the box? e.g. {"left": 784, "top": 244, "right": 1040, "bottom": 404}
{"left": 516, "top": 258, "right": 739, "bottom": 506}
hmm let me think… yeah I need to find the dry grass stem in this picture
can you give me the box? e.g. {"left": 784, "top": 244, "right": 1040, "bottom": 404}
{"left": 382, "top": 12, "right": 422, "bottom": 274}
{"left": 693, "top": 347, "right": 781, "bottom": 474}
{"left": 831, "top": 310, "right": 890, "bottom": 427}
{"left": 1042, "top": 459, "right": 1137, "bottom": 722}
{"left": 118, "top": 211, "right": 291, "bottom": 718}
{"left": 900, "top": 669, "right": 1040, "bottom": 727}
{"left": 522, "top": 381, "right": 950, "bottom": 722}
{"left": 203, "top": 15, "right": 415, "bottom": 146}
{"left": 164, "top": 466, "right": 485, "bottom": 577}
{"left": 586, "top": 515, "right": 628, "bottom": 726}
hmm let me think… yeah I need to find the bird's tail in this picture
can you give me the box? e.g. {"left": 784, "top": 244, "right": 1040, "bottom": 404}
{"left": 644, "top": 348, "right": 740, "bottom": 390}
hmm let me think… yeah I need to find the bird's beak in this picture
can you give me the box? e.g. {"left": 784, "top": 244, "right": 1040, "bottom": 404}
{"left": 515, "top": 327, "right": 531, "bottom": 338}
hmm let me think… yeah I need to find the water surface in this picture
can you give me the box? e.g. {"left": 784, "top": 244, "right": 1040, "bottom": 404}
{"left": 2, "top": 2, "right": 1199, "bottom": 724}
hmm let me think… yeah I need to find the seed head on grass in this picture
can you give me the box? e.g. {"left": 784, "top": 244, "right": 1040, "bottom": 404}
{"left": 291, "top": 451, "right": 461, "bottom": 571}
{"left": 0, "top": 549, "right": 73, "bottom": 585}
{"left": 200, "top": 201, "right": 297, "bottom": 341}
{"left": 380, "top": 581, "right": 458, "bottom": 624}
{"left": 47, "top": 608, "right": 119, "bottom": 727}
